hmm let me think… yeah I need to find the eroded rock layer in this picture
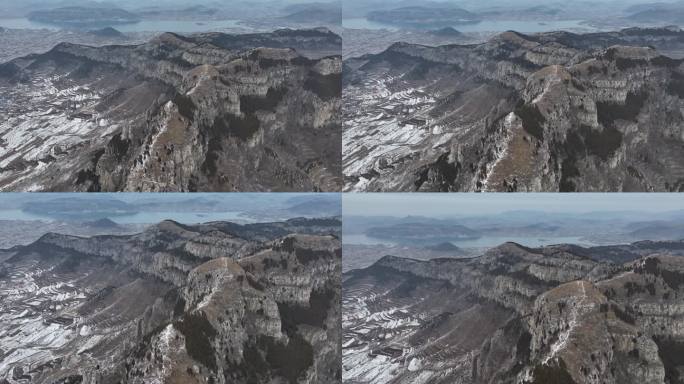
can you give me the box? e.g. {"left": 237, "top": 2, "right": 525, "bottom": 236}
{"left": 0, "top": 218, "right": 342, "bottom": 384}
{"left": 0, "top": 28, "right": 342, "bottom": 192}
{"left": 344, "top": 27, "right": 684, "bottom": 192}
{"left": 343, "top": 240, "right": 684, "bottom": 384}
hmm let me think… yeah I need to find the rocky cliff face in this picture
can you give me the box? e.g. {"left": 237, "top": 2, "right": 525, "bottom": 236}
{"left": 0, "top": 28, "right": 342, "bottom": 192}
{"left": 342, "top": 241, "right": 684, "bottom": 384}
{"left": 343, "top": 27, "right": 684, "bottom": 192}
{"left": 0, "top": 218, "right": 341, "bottom": 384}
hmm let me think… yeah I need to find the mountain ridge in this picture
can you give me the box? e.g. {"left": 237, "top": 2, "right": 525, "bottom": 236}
{"left": 344, "top": 27, "right": 684, "bottom": 192}
{"left": 0, "top": 29, "right": 342, "bottom": 192}
{"left": 0, "top": 218, "right": 341, "bottom": 384}
{"left": 343, "top": 239, "right": 684, "bottom": 383}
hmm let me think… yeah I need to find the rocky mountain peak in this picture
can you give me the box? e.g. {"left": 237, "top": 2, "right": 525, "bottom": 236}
{"left": 344, "top": 27, "right": 684, "bottom": 192}
{"left": 1, "top": 219, "right": 341, "bottom": 383}
{"left": 0, "top": 29, "right": 342, "bottom": 192}
{"left": 604, "top": 44, "right": 661, "bottom": 60}
{"left": 344, "top": 240, "right": 684, "bottom": 383}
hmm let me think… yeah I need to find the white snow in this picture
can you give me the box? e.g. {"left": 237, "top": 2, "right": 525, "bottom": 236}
{"left": 482, "top": 112, "right": 516, "bottom": 191}
{"left": 0, "top": 75, "right": 110, "bottom": 189}
{"left": 542, "top": 281, "right": 590, "bottom": 365}
{"left": 343, "top": 73, "right": 451, "bottom": 191}
{"left": 407, "top": 357, "right": 422, "bottom": 372}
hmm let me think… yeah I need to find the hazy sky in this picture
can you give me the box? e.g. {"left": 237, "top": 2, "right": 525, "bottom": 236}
{"left": 0, "top": 0, "right": 331, "bottom": 5}
{"left": 0, "top": 192, "right": 340, "bottom": 209}
{"left": 343, "top": 193, "right": 684, "bottom": 217}
{"left": 346, "top": 0, "right": 665, "bottom": 5}
{"left": 0, "top": 193, "right": 341, "bottom": 224}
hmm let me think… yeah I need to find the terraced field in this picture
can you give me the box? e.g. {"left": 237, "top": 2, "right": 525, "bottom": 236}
{"left": 342, "top": 268, "right": 485, "bottom": 384}
{"left": 0, "top": 71, "right": 147, "bottom": 191}
{"left": 343, "top": 74, "right": 439, "bottom": 192}
{"left": 342, "top": 282, "right": 422, "bottom": 384}
{"left": 0, "top": 251, "right": 173, "bottom": 381}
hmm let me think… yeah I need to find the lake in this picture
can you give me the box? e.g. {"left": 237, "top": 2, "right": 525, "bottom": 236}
{"left": 343, "top": 18, "right": 596, "bottom": 33}
{"left": 0, "top": 209, "right": 251, "bottom": 224}
{"left": 0, "top": 18, "right": 241, "bottom": 33}
{"left": 343, "top": 233, "right": 598, "bottom": 248}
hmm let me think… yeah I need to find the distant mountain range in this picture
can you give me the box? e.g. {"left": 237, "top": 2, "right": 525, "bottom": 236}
{"left": 366, "top": 222, "right": 481, "bottom": 244}
{"left": 428, "top": 26, "right": 465, "bottom": 37}
{"left": 366, "top": 6, "right": 481, "bottom": 28}
{"left": 282, "top": 2, "right": 341, "bottom": 25}
{"left": 286, "top": 194, "right": 343, "bottom": 216}
{"left": 137, "top": 5, "right": 219, "bottom": 19}
{"left": 88, "top": 27, "right": 126, "bottom": 38}
{"left": 344, "top": 211, "right": 684, "bottom": 246}
{"left": 28, "top": 6, "right": 141, "bottom": 27}
{"left": 628, "top": 222, "right": 684, "bottom": 240}
{"left": 425, "top": 241, "right": 462, "bottom": 252}
{"left": 22, "top": 197, "right": 138, "bottom": 219}
{"left": 14, "top": 193, "right": 342, "bottom": 222}
{"left": 626, "top": 2, "right": 684, "bottom": 24}
{"left": 85, "top": 217, "right": 122, "bottom": 228}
